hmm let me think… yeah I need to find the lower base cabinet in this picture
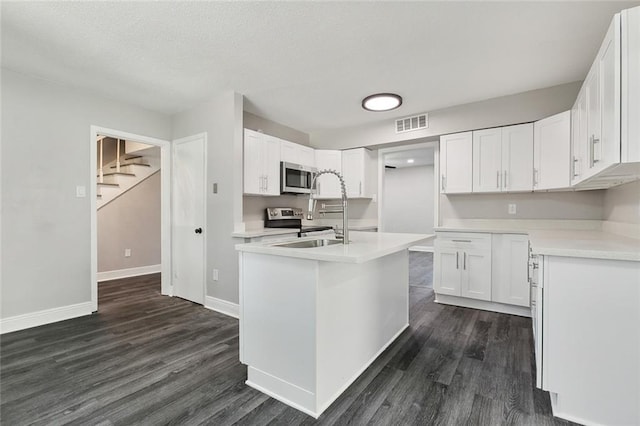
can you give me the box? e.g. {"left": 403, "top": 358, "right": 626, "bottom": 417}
{"left": 536, "top": 254, "right": 639, "bottom": 425}
{"left": 434, "top": 231, "right": 530, "bottom": 315}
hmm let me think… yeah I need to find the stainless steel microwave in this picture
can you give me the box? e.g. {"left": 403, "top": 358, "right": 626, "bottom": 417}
{"left": 280, "top": 162, "right": 316, "bottom": 194}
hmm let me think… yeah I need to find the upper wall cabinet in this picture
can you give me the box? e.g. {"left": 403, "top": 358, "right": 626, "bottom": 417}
{"left": 472, "top": 123, "right": 533, "bottom": 193}
{"left": 622, "top": 6, "right": 640, "bottom": 163}
{"left": 342, "top": 148, "right": 376, "bottom": 198}
{"left": 280, "top": 140, "right": 315, "bottom": 168}
{"left": 534, "top": 111, "right": 571, "bottom": 191}
{"left": 440, "top": 132, "right": 473, "bottom": 194}
{"left": 314, "top": 150, "right": 343, "bottom": 199}
{"left": 571, "top": 7, "right": 640, "bottom": 189}
{"left": 243, "top": 129, "right": 281, "bottom": 196}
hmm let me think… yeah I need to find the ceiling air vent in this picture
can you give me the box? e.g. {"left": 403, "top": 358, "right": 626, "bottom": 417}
{"left": 395, "top": 113, "right": 428, "bottom": 134}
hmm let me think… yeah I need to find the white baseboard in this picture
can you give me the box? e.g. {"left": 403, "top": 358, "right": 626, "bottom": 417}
{"left": 205, "top": 296, "right": 239, "bottom": 319}
{"left": 435, "top": 294, "right": 531, "bottom": 317}
{"left": 0, "top": 302, "right": 93, "bottom": 334}
{"left": 97, "top": 264, "right": 161, "bottom": 282}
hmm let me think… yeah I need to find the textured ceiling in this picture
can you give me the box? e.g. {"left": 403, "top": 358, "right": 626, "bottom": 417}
{"left": 2, "top": 1, "right": 638, "bottom": 134}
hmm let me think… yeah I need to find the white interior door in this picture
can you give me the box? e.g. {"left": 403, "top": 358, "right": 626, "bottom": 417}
{"left": 172, "top": 134, "right": 206, "bottom": 304}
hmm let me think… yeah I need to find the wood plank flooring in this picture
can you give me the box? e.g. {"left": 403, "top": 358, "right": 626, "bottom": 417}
{"left": 1, "top": 271, "right": 577, "bottom": 425}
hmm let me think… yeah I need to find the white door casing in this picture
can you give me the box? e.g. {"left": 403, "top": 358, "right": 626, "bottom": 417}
{"left": 90, "top": 126, "right": 172, "bottom": 312}
{"left": 172, "top": 133, "right": 207, "bottom": 305}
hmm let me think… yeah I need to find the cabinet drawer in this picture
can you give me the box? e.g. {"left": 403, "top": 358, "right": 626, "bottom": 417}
{"left": 435, "top": 232, "right": 491, "bottom": 249}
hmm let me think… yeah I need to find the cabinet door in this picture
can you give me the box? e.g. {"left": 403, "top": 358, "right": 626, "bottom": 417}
{"left": 571, "top": 89, "right": 588, "bottom": 185}
{"left": 598, "top": 16, "right": 621, "bottom": 171}
{"left": 280, "top": 140, "right": 298, "bottom": 165}
{"left": 440, "top": 132, "right": 472, "bottom": 194}
{"left": 244, "top": 129, "right": 264, "bottom": 195}
{"left": 315, "top": 150, "right": 342, "bottom": 198}
{"left": 622, "top": 7, "right": 640, "bottom": 162}
{"left": 534, "top": 111, "right": 571, "bottom": 190}
{"left": 461, "top": 247, "right": 492, "bottom": 301}
{"left": 492, "top": 234, "right": 530, "bottom": 307}
{"left": 263, "top": 136, "right": 281, "bottom": 196}
{"left": 299, "top": 145, "right": 315, "bottom": 168}
{"left": 585, "top": 66, "right": 601, "bottom": 179}
{"left": 472, "top": 128, "right": 502, "bottom": 193}
{"left": 433, "top": 245, "right": 461, "bottom": 296}
{"left": 502, "top": 123, "right": 534, "bottom": 192}
{"left": 342, "top": 148, "right": 365, "bottom": 197}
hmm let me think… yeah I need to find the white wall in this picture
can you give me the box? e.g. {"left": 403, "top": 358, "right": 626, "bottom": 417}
{"left": 244, "top": 111, "right": 310, "bottom": 146}
{"left": 383, "top": 166, "right": 434, "bottom": 234}
{"left": 172, "top": 91, "right": 244, "bottom": 304}
{"left": 98, "top": 171, "right": 161, "bottom": 272}
{"left": 439, "top": 190, "right": 605, "bottom": 222}
{"left": 1, "top": 69, "right": 171, "bottom": 319}
{"left": 311, "top": 82, "right": 581, "bottom": 149}
{"left": 603, "top": 180, "right": 640, "bottom": 224}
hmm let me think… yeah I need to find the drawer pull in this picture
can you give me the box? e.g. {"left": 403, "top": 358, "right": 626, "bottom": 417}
{"left": 452, "top": 239, "right": 472, "bottom": 243}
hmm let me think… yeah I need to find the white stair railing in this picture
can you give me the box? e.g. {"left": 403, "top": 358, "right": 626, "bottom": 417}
{"left": 116, "top": 138, "right": 121, "bottom": 173}
{"left": 98, "top": 135, "right": 105, "bottom": 184}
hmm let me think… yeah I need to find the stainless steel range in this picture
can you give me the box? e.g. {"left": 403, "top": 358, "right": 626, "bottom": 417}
{"left": 265, "top": 207, "right": 334, "bottom": 237}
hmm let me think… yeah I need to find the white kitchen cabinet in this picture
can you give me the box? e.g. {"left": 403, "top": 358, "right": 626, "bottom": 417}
{"left": 281, "top": 140, "right": 315, "bottom": 168}
{"left": 492, "top": 234, "right": 530, "bottom": 307}
{"left": 501, "top": 123, "right": 534, "bottom": 191}
{"left": 440, "top": 132, "right": 473, "bottom": 194}
{"left": 571, "top": 90, "right": 588, "bottom": 184}
{"left": 342, "top": 148, "right": 376, "bottom": 198}
{"left": 570, "top": 11, "right": 640, "bottom": 189}
{"left": 243, "top": 129, "right": 281, "bottom": 196}
{"left": 434, "top": 232, "right": 492, "bottom": 301}
{"left": 472, "top": 124, "right": 533, "bottom": 193}
{"left": 622, "top": 6, "right": 640, "bottom": 162}
{"left": 534, "top": 111, "right": 571, "bottom": 190}
{"left": 314, "top": 150, "right": 342, "bottom": 198}
{"left": 472, "top": 128, "right": 502, "bottom": 192}
{"left": 537, "top": 254, "right": 639, "bottom": 425}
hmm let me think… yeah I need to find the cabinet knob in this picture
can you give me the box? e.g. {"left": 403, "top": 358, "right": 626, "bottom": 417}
{"left": 195, "top": 228, "right": 203, "bottom": 234}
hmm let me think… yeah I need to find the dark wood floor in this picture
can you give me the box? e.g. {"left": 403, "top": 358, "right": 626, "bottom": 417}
{"left": 409, "top": 251, "right": 433, "bottom": 288}
{"left": 1, "top": 272, "right": 576, "bottom": 426}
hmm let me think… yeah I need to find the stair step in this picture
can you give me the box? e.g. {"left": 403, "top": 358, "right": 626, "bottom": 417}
{"left": 97, "top": 182, "right": 119, "bottom": 187}
{"left": 110, "top": 162, "right": 150, "bottom": 168}
{"left": 100, "top": 172, "right": 135, "bottom": 177}
{"left": 123, "top": 154, "right": 143, "bottom": 161}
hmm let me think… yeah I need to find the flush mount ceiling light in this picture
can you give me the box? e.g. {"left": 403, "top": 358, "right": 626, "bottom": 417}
{"left": 407, "top": 159, "right": 415, "bottom": 164}
{"left": 362, "top": 93, "right": 402, "bottom": 112}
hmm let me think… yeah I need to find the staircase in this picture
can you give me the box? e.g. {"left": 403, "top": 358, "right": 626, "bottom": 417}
{"left": 97, "top": 146, "right": 160, "bottom": 209}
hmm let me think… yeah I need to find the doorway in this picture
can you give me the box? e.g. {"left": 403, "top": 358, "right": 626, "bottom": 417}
{"left": 90, "top": 126, "right": 172, "bottom": 312}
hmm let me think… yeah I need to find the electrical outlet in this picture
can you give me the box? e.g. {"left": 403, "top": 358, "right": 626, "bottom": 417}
{"left": 124, "top": 248, "right": 131, "bottom": 257}
{"left": 213, "top": 269, "right": 219, "bottom": 281}
{"left": 508, "top": 204, "right": 517, "bottom": 215}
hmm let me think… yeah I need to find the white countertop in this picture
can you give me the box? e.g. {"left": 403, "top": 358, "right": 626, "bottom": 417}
{"left": 527, "top": 230, "right": 640, "bottom": 261}
{"left": 236, "top": 231, "right": 433, "bottom": 264}
{"left": 435, "top": 222, "right": 640, "bottom": 261}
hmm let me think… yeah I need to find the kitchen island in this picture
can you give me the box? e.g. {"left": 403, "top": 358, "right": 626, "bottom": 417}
{"left": 236, "top": 231, "right": 432, "bottom": 418}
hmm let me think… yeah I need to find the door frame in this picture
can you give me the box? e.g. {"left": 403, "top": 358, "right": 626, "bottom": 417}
{"left": 90, "top": 126, "right": 172, "bottom": 312}
{"left": 171, "top": 133, "right": 207, "bottom": 305}
{"left": 376, "top": 141, "right": 440, "bottom": 232}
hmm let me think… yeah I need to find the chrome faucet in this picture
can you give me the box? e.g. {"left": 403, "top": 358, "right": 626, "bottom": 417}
{"left": 307, "top": 170, "right": 349, "bottom": 244}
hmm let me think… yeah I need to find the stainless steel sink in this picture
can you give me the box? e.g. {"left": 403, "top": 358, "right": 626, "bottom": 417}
{"left": 272, "top": 239, "right": 343, "bottom": 249}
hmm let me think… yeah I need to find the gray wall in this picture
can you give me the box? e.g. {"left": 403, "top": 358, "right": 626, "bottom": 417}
{"left": 440, "top": 190, "right": 606, "bottom": 222}
{"left": 98, "top": 172, "right": 161, "bottom": 272}
{"left": 1, "top": 69, "right": 171, "bottom": 319}
{"left": 244, "top": 111, "right": 310, "bottom": 146}
{"left": 311, "top": 82, "right": 581, "bottom": 150}
{"left": 172, "top": 91, "right": 244, "bottom": 304}
{"left": 603, "top": 180, "right": 640, "bottom": 224}
{"left": 383, "top": 166, "right": 434, "bottom": 234}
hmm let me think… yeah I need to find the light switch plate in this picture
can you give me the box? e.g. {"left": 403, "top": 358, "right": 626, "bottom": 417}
{"left": 124, "top": 248, "right": 131, "bottom": 257}
{"left": 508, "top": 204, "right": 517, "bottom": 215}
{"left": 76, "top": 185, "right": 86, "bottom": 198}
